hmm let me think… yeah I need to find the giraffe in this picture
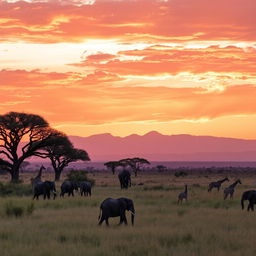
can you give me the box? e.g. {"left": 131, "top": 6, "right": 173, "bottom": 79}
{"left": 31, "top": 165, "right": 45, "bottom": 190}
{"left": 178, "top": 185, "right": 188, "bottom": 204}
{"left": 223, "top": 179, "right": 242, "bottom": 199}
{"left": 208, "top": 177, "right": 229, "bottom": 192}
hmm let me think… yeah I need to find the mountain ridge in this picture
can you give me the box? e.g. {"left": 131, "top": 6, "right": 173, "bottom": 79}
{"left": 68, "top": 132, "right": 256, "bottom": 161}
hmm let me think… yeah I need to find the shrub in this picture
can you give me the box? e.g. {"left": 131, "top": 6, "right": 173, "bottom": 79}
{"left": 66, "top": 170, "right": 95, "bottom": 186}
{"left": 0, "top": 182, "right": 32, "bottom": 196}
{"left": 174, "top": 171, "right": 188, "bottom": 177}
{"left": 4, "top": 201, "right": 35, "bottom": 217}
{"left": 5, "top": 202, "right": 24, "bottom": 217}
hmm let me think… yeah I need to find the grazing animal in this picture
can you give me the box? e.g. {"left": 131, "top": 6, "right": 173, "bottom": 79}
{"left": 208, "top": 177, "right": 229, "bottom": 192}
{"left": 223, "top": 179, "right": 242, "bottom": 199}
{"left": 178, "top": 185, "right": 188, "bottom": 204}
{"left": 118, "top": 170, "right": 131, "bottom": 189}
{"left": 33, "top": 181, "right": 57, "bottom": 200}
{"left": 241, "top": 190, "right": 256, "bottom": 210}
{"left": 60, "top": 180, "right": 78, "bottom": 197}
{"left": 80, "top": 181, "right": 92, "bottom": 196}
{"left": 31, "top": 165, "right": 45, "bottom": 190}
{"left": 98, "top": 198, "right": 135, "bottom": 226}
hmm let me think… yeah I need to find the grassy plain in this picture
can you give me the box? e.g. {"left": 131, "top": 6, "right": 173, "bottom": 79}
{"left": 0, "top": 171, "right": 256, "bottom": 256}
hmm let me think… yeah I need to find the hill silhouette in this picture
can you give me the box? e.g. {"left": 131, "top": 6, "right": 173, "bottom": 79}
{"left": 68, "top": 132, "right": 256, "bottom": 161}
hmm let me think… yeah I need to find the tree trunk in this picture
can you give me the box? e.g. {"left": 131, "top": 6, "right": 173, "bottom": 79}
{"left": 10, "top": 165, "right": 20, "bottom": 183}
{"left": 55, "top": 169, "right": 62, "bottom": 181}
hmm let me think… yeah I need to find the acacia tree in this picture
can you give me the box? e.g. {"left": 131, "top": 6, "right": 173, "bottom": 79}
{"left": 44, "top": 135, "right": 90, "bottom": 181}
{"left": 104, "top": 161, "right": 123, "bottom": 175}
{"left": 120, "top": 157, "right": 150, "bottom": 177}
{"left": 0, "top": 112, "right": 62, "bottom": 182}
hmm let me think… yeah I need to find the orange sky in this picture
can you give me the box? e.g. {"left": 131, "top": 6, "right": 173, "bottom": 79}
{"left": 1, "top": 0, "right": 256, "bottom": 139}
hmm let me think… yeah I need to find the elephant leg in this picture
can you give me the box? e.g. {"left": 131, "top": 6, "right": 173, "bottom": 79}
{"left": 72, "top": 191, "right": 74, "bottom": 197}
{"left": 118, "top": 216, "right": 124, "bottom": 225}
{"left": 248, "top": 202, "right": 252, "bottom": 211}
{"left": 98, "top": 217, "right": 104, "bottom": 225}
{"left": 123, "top": 215, "right": 128, "bottom": 225}
{"left": 105, "top": 218, "right": 109, "bottom": 226}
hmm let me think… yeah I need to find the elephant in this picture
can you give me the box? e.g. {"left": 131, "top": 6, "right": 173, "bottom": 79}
{"left": 241, "top": 190, "right": 256, "bottom": 210}
{"left": 242, "top": 190, "right": 256, "bottom": 211}
{"left": 33, "top": 181, "right": 57, "bottom": 200}
{"left": 98, "top": 197, "right": 135, "bottom": 226}
{"left": 79, "top": 181, "right": 92, "bottom": 196}
{"left": 60, "top": 180, "right": 78, "bottom": 197}
{"left": 118, "top": 170, "right": 131, "bottom": 189}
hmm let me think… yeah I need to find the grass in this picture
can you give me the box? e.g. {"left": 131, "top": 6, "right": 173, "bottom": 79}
{"left": 0, "top": 172, "right": 255, "bottom": 255}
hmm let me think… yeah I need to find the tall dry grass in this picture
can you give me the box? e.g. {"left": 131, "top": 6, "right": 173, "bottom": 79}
{"left": 0, "top": 172, "right": 256, "bottom": 255}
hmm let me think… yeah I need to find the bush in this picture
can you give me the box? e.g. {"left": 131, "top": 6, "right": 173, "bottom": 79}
{"left": 4, "top": 201, "right": 35, "bottom": 217}
{"left": 174, "top": 171, "right": 188, "bottom": 177}
{"left": 66, "top": 170, "right": 95, "bottom": 186}
{"left": 0, "top": 182, "right": 32, "bottom": 196}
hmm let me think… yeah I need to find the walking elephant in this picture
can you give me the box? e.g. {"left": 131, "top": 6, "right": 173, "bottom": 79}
{"left": 118, "top": 170, "right": 131, "bottom": 189}
{"left": 98, "top": 197, "right": 135, "bottom": 226}
{"left": 33, "top": 181, "right": 57, "bottom": 200}
{"left": 241, "top": 190, "right": 256, "bottom": 211}
{"left": 80, "top": 181, "right": 92, "bottom": 196}
{"left": 60, "top": 180, "right": 78, "bottom": 197}
{"left": 241, "top": 190, "right": 256, "bottom": 210}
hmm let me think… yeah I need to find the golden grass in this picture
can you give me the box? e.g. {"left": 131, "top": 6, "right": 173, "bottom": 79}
{"left": 0, "top": 172, "right": 256, "bottom": 255}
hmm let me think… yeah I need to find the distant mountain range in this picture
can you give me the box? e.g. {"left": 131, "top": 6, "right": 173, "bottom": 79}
{"left": 68, "top": 131, "right": 256, "bottom": 161}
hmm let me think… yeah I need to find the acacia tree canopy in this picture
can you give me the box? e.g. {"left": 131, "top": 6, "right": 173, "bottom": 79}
{"left": 43, "top": 135, "right": 90, "bottom": 181}
{"left": 119, "top": 157, "right": 150, "bottom": 177}
{"left": 0, "top": 112, "right": 67, "bottom": 182}
{"left": 104, "top": 161, "right": 123, "bottom": 175}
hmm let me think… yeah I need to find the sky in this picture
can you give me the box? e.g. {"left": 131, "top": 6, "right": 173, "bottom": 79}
{"left": 0, "top": 0, "right": 256, "bottom": 139}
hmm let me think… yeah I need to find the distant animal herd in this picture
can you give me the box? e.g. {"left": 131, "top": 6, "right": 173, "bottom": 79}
{"left": 28, "top": 166, "right": 256, "bottom": 226}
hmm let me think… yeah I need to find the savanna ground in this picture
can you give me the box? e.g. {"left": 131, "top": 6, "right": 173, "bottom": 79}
{"left": 1, "top": 170, "right": 256, "bottom": 256}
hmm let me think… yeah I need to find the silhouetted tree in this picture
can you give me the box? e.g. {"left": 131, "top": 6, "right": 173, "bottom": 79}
{"left": 119, "top": 157, "right": 150, "bottom": 177}
{"left": 104, "top": 161, "right": 123, "bottom": 175}
{"left": 0, "top": 112, "right": 62, "bottom": 182}
{"left": 43, "top": 135, "right": 90, "bottom": 181}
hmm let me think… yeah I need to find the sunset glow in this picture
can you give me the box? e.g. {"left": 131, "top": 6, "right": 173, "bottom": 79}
{"left": 1, "top": 0, "right": 256, "bottom": 138}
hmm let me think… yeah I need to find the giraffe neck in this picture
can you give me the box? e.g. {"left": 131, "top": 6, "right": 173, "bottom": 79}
{"left": 219, "top": 178, "right": 227, "bottom": 184}
{"left": 230, "top": 180, "right": 239, "bottom": 188}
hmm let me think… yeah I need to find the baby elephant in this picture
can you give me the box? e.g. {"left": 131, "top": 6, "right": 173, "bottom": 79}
{"left": 60, "top": 180, "right": 78, "bottom": 197}
{"left": 98, "top": 198, "right": 135, "bottom": 226}
{"left": 80, "top": 181, "right": 92, "bottom": 196}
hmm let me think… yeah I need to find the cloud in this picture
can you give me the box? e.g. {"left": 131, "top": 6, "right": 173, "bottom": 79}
{"left": 76, "top": 45, "right": 256, "bottom": 79}
{"left": 1, "top": 69, "right": 256, "bottom": 125}
{"left": 0, "top": 0, "right": 255, "bottom": 43}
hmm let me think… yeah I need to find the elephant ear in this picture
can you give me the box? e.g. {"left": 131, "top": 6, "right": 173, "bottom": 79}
{"left": 124, "top": 198, "right": 133, "bottom": 210}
